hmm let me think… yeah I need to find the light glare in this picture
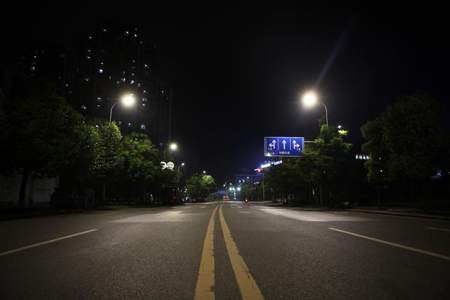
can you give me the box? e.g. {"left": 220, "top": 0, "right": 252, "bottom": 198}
{"left": 302, "top": 90, "right": 319, "bottom": 108}
{"left": 121, "top": 93, "right": 136, "bottom": 107}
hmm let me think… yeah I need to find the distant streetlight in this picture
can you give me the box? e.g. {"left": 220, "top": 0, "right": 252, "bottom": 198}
{"left": 109, "top": 93, "right": 136, "bottom": 123}
{"left": 177, "top": 162, "right": 185, "bottom": 172}
{"left": 301, "top": 90, "right": 328, "bottom": 126}
{"left": 169, "top": 142, "right": 178, "bottom": 152}
{"left": 202, "top": 170, "right": 207, "bottom": 174}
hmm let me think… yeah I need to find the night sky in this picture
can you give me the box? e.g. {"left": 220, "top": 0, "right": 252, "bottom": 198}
{"left": 3, "top": 3, "right": 449, "bottom": 182}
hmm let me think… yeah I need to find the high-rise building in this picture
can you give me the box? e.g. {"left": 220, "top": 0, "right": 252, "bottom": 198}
{"left": 15, "top": 25, "right": 171, "bottom": 146}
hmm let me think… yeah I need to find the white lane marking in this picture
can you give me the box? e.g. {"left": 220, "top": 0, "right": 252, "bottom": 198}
{"left": 329, "top": 227, "right": 450, "bottom": 262}
{"left": 0, "top": 229, "right": 98, "bottom": 257}
{"left": 427, "top": 227, "right": 450, "bottom": 233}
{"left": 113, "top": 211, "right": 184, "bottom": 223}
{"left": 260, "top": 207, "right": 367, "bottom": 222}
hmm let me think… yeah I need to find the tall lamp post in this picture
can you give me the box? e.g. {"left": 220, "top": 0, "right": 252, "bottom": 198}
{"left": 177, "top": 162, "right": 185, "bottom": 173}
{"left": 109, "top": 93, "right": 136, "bottom": 123}
{"left": 301, "top": 90, "right": 328, "bottom": 126}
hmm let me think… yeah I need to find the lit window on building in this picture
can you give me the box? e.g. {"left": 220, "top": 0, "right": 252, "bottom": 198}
{"left": 102, "top": 28, "right": 107, "bottom": 32}
{"left": 142, "top": 97, "right": 147, "bottom": 102}
{"left": 30, "top": 66, "right": 36, "bottom": 71}
{"left": 130, "top": 80, "right": 135, "bottom": 85}
{"left": 144, "top": 64, "right": 149, "bottom": 68}
{"left": 96, "top": 104, "right": 101, "bottom": 108}
{"left": 131, "top": 73, "right": 135, "bottom": 76}
{"left": 81, "top": 105, "right": 87, "bottom": 110}
{"left": 33, "top": 55, "right": 37, "bottom": 59}
{"left": 100, "top": 61, "right": 104, "bottom": 65}
{"left": 87, "top": 49, "right": 92, "bottom": 53}
{"left": 98, "top": 68, "right": 104, "bottom": 74}
{"left": 143, "top": 90, "right": 147, "bottom": 94}
{"left": 142, "top": 103, "right": 146, "bottom": 107}
{"left": 125, "top": 31, "right": 130, "bottom": 35}
{"left": 97, "top": 97, "right": 102, "bottom": 101}
{"left": 88, "top": 36, "right": 93, "bottom": 40}
{"left": 137, "top": 83, "right": 141, "bottom": 87}
{"left": 128, "top": 122, "right": 132, "bottom": 127}
{"left": 84, "top": 78, "right": 90, "bottom": 82}
{"left": 65, "top": 83, "right": 69, "bottom": 87}
{"left": 134, "top": 33, "right": 138, "bottom": 38}
{"left": 140, "top": 124, "right": 146, "bottom": 130}
{"left": 121, "top": 78, "right": 126, "bottom": 82}
{"left": 86, "top": 55, "right": 91, "bottom": 60}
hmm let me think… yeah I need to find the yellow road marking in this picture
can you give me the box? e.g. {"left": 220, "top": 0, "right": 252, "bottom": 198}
{"left": 219, "top": 205, "right": 264, "bottom": 300}
{"left": 195, "top": 205, "right": 218, "bottom": 300}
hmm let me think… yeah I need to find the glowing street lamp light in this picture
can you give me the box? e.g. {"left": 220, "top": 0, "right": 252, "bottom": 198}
{"left": 302, "top": 90, "right": 319, "bottom": 108}
{"left": 169, "top": 142, "right": 178, "bottom": 152}
{"left": 301, "top": 90, "right": 328, "bottom": 126}
{"left": 177, "top": 162, "right": 185, "bottom": 172}
{"left": 109, "top": 93, "right": 136, "bottom": 123}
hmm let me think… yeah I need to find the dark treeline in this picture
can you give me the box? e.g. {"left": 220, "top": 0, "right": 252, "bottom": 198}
{"left": 0, "top": 78, "right": 182, "bottom": 209}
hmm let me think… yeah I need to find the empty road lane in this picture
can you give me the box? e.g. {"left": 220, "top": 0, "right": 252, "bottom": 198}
{"left": 1, "top": 202, "right": 449, "bottom": 299}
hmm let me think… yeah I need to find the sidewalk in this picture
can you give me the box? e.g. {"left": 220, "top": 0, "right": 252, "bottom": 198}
{"left": 349, "top": 207, "right": 450, "bottom": 221}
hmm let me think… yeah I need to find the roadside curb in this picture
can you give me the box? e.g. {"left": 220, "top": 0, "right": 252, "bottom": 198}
{"left": 349, "top": 209, "right": 450, "bottom": 221}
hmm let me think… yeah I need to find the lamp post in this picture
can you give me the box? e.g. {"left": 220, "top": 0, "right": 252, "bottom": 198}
{"left": 177, "top": 162, "right": 185, "bottom": 173}
{"left": 109, "top": 93, "right": 136, "bottom": 123}
{"left": 301, "top": 90, "right": 328, "bottom": 126}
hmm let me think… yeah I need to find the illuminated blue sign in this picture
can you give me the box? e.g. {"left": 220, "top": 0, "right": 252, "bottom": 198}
{"left": 264, "top": 137, "right": 304, "bottom": 157}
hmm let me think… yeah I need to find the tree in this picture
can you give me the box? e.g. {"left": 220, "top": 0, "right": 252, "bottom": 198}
{"left": 265, "top": 125, "right": 352, "bottom": 206}
{"left": 186, "top": 174, "right": 217, "bottom": 200}
{"left": 116, "top": 132, "right": 159, "bottom": 200}
{"left": 361, "top": 94, "right": 448, "bottom": 203}
{"left": 87, "top": 120, "right": 122, "bottom": 203}
{"left": 2, "top": 80, "right": 85, "bottom": 208}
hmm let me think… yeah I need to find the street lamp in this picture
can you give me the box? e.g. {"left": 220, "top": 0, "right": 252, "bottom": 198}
{"left": 177, "top": 162, "right": 185, "bottom": 172}
{"left": 169, "top": 142, "right": 178, "bottom": 152}
{"left": 202, "top": 170, "right": 207, "bottom": 174}
{"left": 301, "top": 90, "right": 328, "bottom": 126}
{"left": 109, "top": 93, "right": 136, "bottom": 123}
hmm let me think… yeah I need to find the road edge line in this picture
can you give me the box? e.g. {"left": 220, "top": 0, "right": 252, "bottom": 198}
{"left": 0, "top": 229, "right": 98, "bottom": 257}
{"left": 329, "top": 227, "right": 450, "bottom": 262}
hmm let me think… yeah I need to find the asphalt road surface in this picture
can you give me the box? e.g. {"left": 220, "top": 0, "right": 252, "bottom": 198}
{"left": 1, "top": 201, "right": 450, "bottom": 299}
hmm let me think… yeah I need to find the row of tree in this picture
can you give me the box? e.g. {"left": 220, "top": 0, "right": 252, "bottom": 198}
{"left": 186, "top": 173, "right": 217, "bottom": 201}
{"left": 263, "top": 94, "right": 450, "bottom": 208}
{"left": 1, "top": 79, "right": 180, "bottom": 208}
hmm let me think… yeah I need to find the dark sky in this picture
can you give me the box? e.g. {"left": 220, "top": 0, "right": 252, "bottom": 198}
{"left": 3, "top": 3, "right": 450, "bottom": 182}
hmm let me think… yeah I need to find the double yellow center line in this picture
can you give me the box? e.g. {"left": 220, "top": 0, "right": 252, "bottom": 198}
{"left": 195, "top": 205, "right": 264, "bottom": 300}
